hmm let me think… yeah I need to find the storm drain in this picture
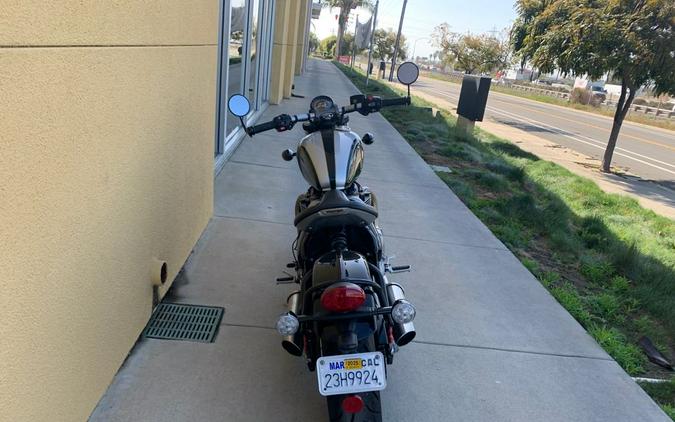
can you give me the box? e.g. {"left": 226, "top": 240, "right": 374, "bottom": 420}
{"left": 143, "top": 303, "right": 224, "bottom": 343}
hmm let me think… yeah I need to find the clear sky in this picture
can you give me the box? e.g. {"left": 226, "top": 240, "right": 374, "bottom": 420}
{"left": 312, "top": 0, "right": 518, "bottom": 58}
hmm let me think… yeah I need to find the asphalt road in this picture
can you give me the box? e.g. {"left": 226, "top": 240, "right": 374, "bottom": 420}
{"left": 415, "top": 77, "right": 675, "bottom": 190}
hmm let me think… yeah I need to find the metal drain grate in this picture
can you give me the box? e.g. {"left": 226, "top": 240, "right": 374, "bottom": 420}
{"left": 144, "top": 303, "right": 224, "bottom": 343}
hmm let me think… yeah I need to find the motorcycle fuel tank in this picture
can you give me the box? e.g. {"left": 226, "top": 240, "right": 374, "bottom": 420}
{"left": 296, "top": 127, "right": 364, "bottom": 191}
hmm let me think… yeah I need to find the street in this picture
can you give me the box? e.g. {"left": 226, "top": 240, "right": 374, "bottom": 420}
{"left": 415, "top": 76, "right": 675, "bottom": 190}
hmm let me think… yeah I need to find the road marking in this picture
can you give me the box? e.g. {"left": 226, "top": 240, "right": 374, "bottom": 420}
{"left": 483, "top": 94, "right": 675, "bottom": 152}
{"left": 424, "top": 79, "right": 675, "bottom": 152}
{"left": 422, "top": 77, "right": 675, "bottom": 137}
{"left": 488, "top": 104, "right": 675, "bottom": 169}
{"left": 426, "top": 88, "right": 675, "bottom": 176}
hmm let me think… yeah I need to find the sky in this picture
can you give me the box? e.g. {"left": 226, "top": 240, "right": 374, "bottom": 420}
{"left": 312, "top": 0, "right": 518, "bottom": 59}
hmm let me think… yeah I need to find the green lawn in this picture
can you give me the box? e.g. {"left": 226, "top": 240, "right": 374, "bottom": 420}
{"left": 336, "top": 62, "right": 675, "bottom": 419}
{"left": 423, "top": 71, "right": 675, "bottom": 131}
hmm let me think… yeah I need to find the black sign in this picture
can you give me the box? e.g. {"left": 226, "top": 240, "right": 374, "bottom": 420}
{"left": 457, "top": 75, "right": 492, "bottom": 122}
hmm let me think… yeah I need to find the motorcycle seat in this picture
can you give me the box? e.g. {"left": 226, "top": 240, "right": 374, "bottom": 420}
{"left": 294, "top": 189, "right": 378, "bottom": 231}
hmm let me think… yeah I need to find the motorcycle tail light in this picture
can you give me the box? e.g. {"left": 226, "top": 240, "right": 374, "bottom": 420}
{"left": 342, "top": 395, "right": 364, "bottom": 414}
{"left": 320, "top": 282, "right": 366, "bottom": 312}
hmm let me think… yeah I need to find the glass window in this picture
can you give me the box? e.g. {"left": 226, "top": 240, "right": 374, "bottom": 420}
{"left": 227, "top": 0, "right": 247, "bottom": 137}
{"left": 246, "top": 0, "right": 261, "bottom": 108}
{"left": 260, "top": 1, "right": 273, "bottom": 103}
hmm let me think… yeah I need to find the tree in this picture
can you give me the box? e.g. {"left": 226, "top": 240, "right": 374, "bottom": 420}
{"left": 322, "top": 0, "right": 374, "bottom": 57}
{"left": 373, "top": 29, "right": 407, "bottom": 61}
{"left": 512, "top": 0, "right": 675, "bottom": 173}
{"left": 432, "top": 23, "right": 511, "bottom": 74}
{"left": 308, "top": 32, "right": 319, "bottom": 54}
{"left": 341, "top": 33, "right": 368, "bottom": 58}
{"left": 318, "top": 35, "right": 337, "bottom": 58}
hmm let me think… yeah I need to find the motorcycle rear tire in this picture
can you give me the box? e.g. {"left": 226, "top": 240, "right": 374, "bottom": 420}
{"left": 324, "top": 338, "right": 383, "bottom": 422}
{"left": 327, "top": 390, "right": 381, "bottom": 422}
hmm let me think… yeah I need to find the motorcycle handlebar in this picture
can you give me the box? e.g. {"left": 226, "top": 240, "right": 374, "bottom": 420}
{"left": 381, "top": 97, "right": 411, "bottom": 107}
{"left": 246, "top": 113, "right": 313, "bottom": 136}
{"left": 246, "top": 120, "right": 278, "bottom": 136}
{"left": 245, "top": 96, "right": 408, "bottom": 136}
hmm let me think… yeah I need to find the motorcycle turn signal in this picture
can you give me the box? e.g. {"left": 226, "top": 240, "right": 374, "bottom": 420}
{"left": 282, "top": 149, "right": 296, "bottom": 161}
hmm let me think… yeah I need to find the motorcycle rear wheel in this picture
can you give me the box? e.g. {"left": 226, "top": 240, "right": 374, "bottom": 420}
{"left": 326, "top": 390, "right": 381, "bottom": 422}
{"left": 323, "top": 338, "right": 383, "bottom": 422}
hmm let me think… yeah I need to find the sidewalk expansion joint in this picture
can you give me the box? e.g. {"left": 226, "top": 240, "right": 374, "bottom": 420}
{"left": 359, "top": 177, "right": 451, "bottom": 191}
{"left": 221, "top": 322, "right": 275, "bottom": 331}
{"left": 229, "top": 160, "right": 295, "bottom": 170}
{"left": 383, "top": 233, "right": 508, "bottom": 251}
{"left": 212, "top": 214, "right": 293, "bottom": 227}
{"left": 412, "top": 339, "right": 612, "bottom": 362}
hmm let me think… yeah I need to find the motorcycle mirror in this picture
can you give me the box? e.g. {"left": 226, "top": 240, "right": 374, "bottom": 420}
{"left": 397, "top": 62, "right": 419, "bottom": 86}
{"left": 228, "top": 94, "right": 251, "bottom": 117}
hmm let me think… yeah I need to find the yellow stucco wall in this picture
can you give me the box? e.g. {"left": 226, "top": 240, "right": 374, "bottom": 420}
{"left": 269, "top": 0, "right": 309, "bottom": 104}
{"left": 0, "top": 2, "right": 219, "bottom": 421}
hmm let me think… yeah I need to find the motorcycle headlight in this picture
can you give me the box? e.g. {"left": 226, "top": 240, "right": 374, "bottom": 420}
{"left": 391, "top": 300, "right": 416, "bottom": 324}
{"left": 276, "top": 313, "right": 299, "bottom": 336}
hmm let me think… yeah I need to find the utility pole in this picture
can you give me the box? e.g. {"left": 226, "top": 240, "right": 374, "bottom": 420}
{"left": 365, "top": 0, "right": 379, "bottom": 87}
{"left": 487, "top": 25, "right": 499, "bottom": 38}
{"left": 388, "top": 0, "right": 408, "bottom": 81}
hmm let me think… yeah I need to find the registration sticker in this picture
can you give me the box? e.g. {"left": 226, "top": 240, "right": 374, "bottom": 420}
{"left": 316, "top": 352, "right": 387, "bottom": 396}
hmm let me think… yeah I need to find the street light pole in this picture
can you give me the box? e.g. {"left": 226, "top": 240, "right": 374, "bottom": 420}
{"left": 388, "top": 0, "right": 408, "bottom": 81}
{"left": 411, "top": 37, "right": 429, "bottom": 62}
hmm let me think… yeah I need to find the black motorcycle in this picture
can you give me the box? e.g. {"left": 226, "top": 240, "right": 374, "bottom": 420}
{"left": 228, "top": 62, "right": 420, "bottom": 422}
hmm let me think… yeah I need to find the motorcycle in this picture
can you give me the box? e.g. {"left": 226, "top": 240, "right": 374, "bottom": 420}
{"left": 227, "top": 62, "right": 420, "bottom": 422}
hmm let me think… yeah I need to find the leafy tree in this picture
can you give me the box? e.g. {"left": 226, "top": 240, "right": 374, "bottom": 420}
{"left": 512, "top": 0, "right": 675, "bottom": 173}
{"left": 432, "top": 23, "right": 511, "bottom": 74}
{"left": 341, "top": 33, "right": 368, "bottom": 57}
{"left": 318, "top": 35, "right": 337, "bottom": 58}
{"left": 322, "top": 0, "right": 374, "bottom": 57}
{"left": 373, "top": 28, "right": 407, "bottom": 61}
{"left": 308, "top": 31, "right": 320, "bottom": 54}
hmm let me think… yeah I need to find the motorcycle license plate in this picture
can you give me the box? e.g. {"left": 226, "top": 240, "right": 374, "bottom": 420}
{"left": 316, "top": 352, "right": 387, "bottom": 396}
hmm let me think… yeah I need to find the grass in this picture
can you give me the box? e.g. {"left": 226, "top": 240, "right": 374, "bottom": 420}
{"left": 639, "top": 378, "right": 675, "bottom": 419}
{"left": 336, "top": 62, "right": 675, "bottom": 418}
{"left": 423, "top": 71, "right": 675, "bottom": 131}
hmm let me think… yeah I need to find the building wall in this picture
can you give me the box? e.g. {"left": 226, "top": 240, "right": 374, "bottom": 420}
{"left": 269, "top": 0, "right": 309, "bottom": 104}
{"left": 0, "top": 1, "right": 219, "bottom": 421}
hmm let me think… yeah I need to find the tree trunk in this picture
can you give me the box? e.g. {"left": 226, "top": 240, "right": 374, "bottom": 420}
{"left": 602, "top": 78, "right": 635, "bottom": 173}
{"left": 336, "top": 22, "right": 344, "bottom": 58}
{"left": 335, "top": 4, "right": 352, "bottom": 58}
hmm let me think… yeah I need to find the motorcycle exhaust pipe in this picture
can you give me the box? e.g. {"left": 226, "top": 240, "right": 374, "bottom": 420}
{"left": 281, "top": 291, "right": 303, "bottom": 356}
{"left": 386, "top": 282, "right": 417, "bottom": 346}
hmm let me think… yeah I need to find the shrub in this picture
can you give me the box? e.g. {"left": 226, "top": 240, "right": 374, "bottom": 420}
{"left": 588, "top": 326, "right": 645, "bottom": 375}
{"left": 570, "top": 88, "right": 602, "bottom": 107}
{"left": 587, "top": 292, "right": 622, "bottom": 321}
{"left": 580, "top": 256, "right": 615, "bottom": 284}
{"left": 551, "top": 283, "right": 593, "bottom": 327}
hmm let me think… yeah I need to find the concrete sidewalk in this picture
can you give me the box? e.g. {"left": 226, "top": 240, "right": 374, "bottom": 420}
{"left": 90, "top": 60, "right": 669, "bottom": 421}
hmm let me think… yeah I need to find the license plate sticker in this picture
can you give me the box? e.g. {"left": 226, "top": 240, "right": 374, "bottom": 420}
{"left": 316, "top": 352, "right": 387, "bottom": 396}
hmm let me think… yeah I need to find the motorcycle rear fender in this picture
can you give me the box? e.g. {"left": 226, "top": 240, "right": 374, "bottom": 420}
{"left": 308, "top": 250, "right": 383, "bottom": 352}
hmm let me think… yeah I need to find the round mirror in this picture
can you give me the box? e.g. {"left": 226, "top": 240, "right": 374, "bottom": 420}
{"left": 228, "top": 94, "right": 251, "bottom": 117}
{"left": 397, "top": 62, "right": 420, "bottom": 85}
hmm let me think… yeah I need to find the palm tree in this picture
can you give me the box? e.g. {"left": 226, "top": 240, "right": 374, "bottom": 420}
{"left": 323, "top": 0, "right": 373, "bottom": 58}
